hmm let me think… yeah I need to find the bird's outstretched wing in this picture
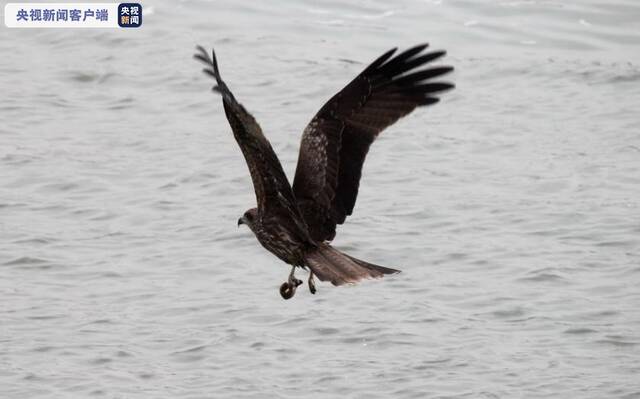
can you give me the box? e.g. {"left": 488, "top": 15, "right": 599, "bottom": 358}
{"left": 292, "top": 44, "right": 454, "bottom": 242}
{"left": 194, "top": 46, "right": 301, "bottom": 220}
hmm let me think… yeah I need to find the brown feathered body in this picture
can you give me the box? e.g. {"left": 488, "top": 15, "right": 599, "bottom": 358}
{"left": 240, "top": 206, "right": 397, "bottom": 284}
{"left": 244, "top": 207, "right": 311, "bottom": 266}
{"left": 194, "top": 43, "right": 454, "bottom": 290}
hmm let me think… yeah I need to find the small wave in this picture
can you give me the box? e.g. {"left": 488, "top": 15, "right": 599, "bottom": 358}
{"left": 517, "top": 272, "right": 567, "bottom": 284}
{"left": 107, "top": 96, "right": 135, "bottom": 110}
{"left": 39, "top": 182, "right": 79, "bottom": 192}
{"left": 171, "top": 344, "right": 207, "bottom": 355}
{"left": 138, "top": 373, "right": 154, "bottom": 380}
{"left": 595, "top": 240, "right": 638, "bottom": 248}
{"left": 116, "top": 350, "right": 132, "bottom": 358}
{"left": 491, "top": 307, "right": 527, "bottom": 319}
{"left": 414, "top": 358, "right": 451, "bottom": 370}
{"left": 595, "top": 339, "right": 637, "bottom": 348}
{"left": 564, "top": 327, "right": 597, "bottom": 335}
{"left": 88, "top": 357, "right": 113, "bottom": 365}
{"left": 27, "top": 314, "right": 65, "bottom": 320}
{"left": 3, "top": 256, "right": 49, "bottom": 266}
{"left": 12, "top": 237, "right": 53, "bottom": 245}
{"left": 337, "top": 58, "right": 361, "bottom": 65}
{"left": 67, "top": 71, "right": 100, "bottom": 83}
{"left": 313, "top": 327, "right": 340, "bottom": 335}
{"left": 32, "top": 346, "right": 56, "bottom": 353}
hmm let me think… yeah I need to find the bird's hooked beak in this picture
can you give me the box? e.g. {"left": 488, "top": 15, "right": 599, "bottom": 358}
{"left": 237, "top": 217, "right": 245, "bottom": 227}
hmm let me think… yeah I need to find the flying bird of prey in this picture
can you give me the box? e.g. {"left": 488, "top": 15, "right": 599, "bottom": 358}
{"left": 194, "top": 43, "right": 454, "bottom": 299}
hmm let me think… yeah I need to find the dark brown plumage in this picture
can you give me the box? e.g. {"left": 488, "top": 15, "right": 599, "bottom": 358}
{"left": 194, "top": 43, "right": 454, "bottom": 299}
{"left": 292, "top": 45, "right": 454, "bottom": 241}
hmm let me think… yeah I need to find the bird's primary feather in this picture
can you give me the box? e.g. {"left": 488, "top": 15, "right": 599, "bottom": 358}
{"left": 292, "top": 43, "right": 454, "bottom": 242}
{"left": 194, "top": 46, "right": 303, "bottom": 226}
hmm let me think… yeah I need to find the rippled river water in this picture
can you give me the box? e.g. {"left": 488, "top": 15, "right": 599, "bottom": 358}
{"left": 1, "top": 0, "right": 640, "bottom": 397}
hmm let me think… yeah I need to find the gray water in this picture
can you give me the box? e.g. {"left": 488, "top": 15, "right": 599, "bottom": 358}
{"left": 2, "top": 0, "right": 640, "bottom": 397}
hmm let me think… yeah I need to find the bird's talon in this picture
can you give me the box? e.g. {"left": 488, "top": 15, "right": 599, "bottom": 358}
{"left": 280, "top": 282, "right": 296, "bottom": 300}
{"left": 308, "top": 272, "right": 317, "bottom": 294}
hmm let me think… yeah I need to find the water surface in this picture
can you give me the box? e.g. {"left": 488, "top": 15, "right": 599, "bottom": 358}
{"left": 1, "top": 0, "right": 639, "bottom": 397}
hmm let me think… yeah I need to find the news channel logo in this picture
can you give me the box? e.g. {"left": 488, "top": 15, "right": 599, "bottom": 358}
{"left": 117, "top": 3, "right": 142, "bottom": 28}
{"left": 5, "top": 3, "right": 143, "bottom": 28}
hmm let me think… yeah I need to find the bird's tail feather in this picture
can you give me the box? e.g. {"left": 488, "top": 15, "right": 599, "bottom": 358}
{"left": 304, "top": 244, "right": 400, "bottom": 286}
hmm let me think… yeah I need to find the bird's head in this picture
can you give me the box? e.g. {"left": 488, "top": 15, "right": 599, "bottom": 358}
{"left": 237, "top": 207, "right": 258, "bottom": 229}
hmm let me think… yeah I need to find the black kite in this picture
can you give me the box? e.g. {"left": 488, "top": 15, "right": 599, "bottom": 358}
{"left": 194, "top": 44, "right": 454, "bottom": 299}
